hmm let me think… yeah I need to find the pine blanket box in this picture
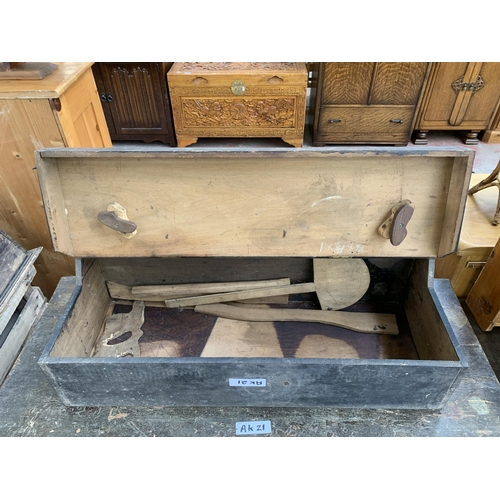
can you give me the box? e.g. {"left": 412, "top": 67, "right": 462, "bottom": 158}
{"left": 36, "top": 147, "right": 474, "bottom": 409}
{"left": 167, "top": 62, "right": 308, "bottom": 148}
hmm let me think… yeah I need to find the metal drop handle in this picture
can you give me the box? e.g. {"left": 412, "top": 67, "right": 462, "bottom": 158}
{"left": 328, "top": 119, "right": 341, "bottom": 123}
{"left": 390, "top": 119, "right": 403, "bottom": 124}
{"left": 107, "top": 94, "right": 114, "bottom": 103}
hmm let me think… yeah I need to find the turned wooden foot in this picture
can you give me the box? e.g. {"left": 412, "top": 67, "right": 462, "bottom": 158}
{"left": 412, "top": 130, "right": 428, "bottom": 145}
{"left": 461, "top": 130, "right": 480, "bottom": 145}
{"left": 282, "top": 137, "right": 303, "bottom": 148}
{"left": 176, "top": 137, "right": 198, "bottom": 148}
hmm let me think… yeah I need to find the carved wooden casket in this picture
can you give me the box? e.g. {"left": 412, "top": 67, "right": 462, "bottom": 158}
{"left": 36, "top": 147, "right": 474, "bottom": 408}
{"left": 167, "top": 62, "right": 308, "bottom": 147}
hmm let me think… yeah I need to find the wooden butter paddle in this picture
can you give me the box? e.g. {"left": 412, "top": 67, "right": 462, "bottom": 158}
{"left": 164, "top": 258, "right": 370, "bottom": 310}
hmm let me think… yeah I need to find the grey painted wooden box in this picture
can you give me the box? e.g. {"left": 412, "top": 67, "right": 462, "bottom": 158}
{"left": 1, "top": 231, "right": 45, "bottom": 386}
{"left": 35, "top": 147, "right": 474, "bottom": 408}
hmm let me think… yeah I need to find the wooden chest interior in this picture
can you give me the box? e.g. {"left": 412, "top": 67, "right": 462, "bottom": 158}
{"left": 36, "top": 147, "right": 473, "bottom": 408}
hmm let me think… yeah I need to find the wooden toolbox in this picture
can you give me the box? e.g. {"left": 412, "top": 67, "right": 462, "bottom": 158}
{"left": 167, "top": 62, "right": 308, "bottom": 148}
{"left": 36, "top": 147, "right": 474, "bottom": 408}
{"left": 1, "top": 231, "right": 46, "bottom": 386}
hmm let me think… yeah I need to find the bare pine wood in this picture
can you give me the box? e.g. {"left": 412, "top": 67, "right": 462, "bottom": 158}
{"left": 195, "top": 303, "right": 399, "bottom": 334}
{"left": 35, "top": 149, "right": 473, "bottom": 260}
{"left": 0, "top": 63, "right": 111, "bottom": 297}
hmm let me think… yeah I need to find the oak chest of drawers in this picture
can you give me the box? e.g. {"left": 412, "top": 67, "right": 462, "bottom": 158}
{"left": 35, "top": 147, "right": 473, "bottom": 409}
{"left": 167, "top": 62, "right": 308, "bottom": 147}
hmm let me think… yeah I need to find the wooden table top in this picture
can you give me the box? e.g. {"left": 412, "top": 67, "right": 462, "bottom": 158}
{"left": 0, "top": 62, "right": 93, "bottom": 99}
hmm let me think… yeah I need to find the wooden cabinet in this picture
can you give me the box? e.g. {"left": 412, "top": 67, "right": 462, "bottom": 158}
{"left": 414, "top": 62, "right": 500, "bottom": 144}
{"left": 0, "top": 62, "right": 112, "bottom": 298}
{"left": 313, "top": 63, "right": 429, "bottom": 145}
{"left": 92, "top": 62, "right": 176, "bottom": 145}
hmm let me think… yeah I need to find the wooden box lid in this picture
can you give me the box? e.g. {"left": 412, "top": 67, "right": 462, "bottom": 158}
{"left": 35, "top": 147, "right": 473, "bottom": 259}
{"left": 167, "top": 62, "right": 308, "bottom": 87}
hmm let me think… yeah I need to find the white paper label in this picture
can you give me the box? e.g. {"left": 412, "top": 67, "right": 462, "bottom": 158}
{"left": 236, "top": 420, "right": 272, "bottom": 436}
{"left": 229, "top": 378, "right": 266, "bottom": 387}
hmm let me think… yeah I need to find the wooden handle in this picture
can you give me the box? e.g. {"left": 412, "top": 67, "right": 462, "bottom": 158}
{"left": 377, "top": 200, "right": 414, "bottom": 246}
{"left": 97, "top": 202, "right": 137, "bottom": 239}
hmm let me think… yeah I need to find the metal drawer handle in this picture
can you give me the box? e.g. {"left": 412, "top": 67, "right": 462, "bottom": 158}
{"left": 98, "top": 202, "right": 137, "bottom": 239}
{"left": 100, "top": 93, "right": 107, "bottom": 102}
{"left": 107, "top": 93, "right": 114, "bottom": 103}
{"left": 328, "top": 119, "right": 342, "bottom": 123}
{"left": 389, "top": 119, "right": 403, "bottom": 124}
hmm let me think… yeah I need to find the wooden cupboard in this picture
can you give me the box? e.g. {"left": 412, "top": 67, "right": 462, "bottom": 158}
{"left": 92, "top": 62, "right": 176, "bottom": 145}
{"left": 413, "top": 62, "right": 500, "bottom": 144}
{"left": 312, "top": 63, "right": 430, "bottom": 145}
{"left": 0, "top": 62, "right": 112, "bottom": 298}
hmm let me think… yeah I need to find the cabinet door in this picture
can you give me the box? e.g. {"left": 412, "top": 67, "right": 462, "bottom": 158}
{"left": 418, "top": 62, "right": 500, "bottom": 129}
{"left": 54, "top": 68, "right": 112, "bottom": 148}
{"left": 99, "top": 62, "right": 172, "bottom": 139}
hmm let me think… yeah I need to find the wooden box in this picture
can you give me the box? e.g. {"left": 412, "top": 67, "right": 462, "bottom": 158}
{"left": 435, "top": 173, "right": 500, "bottom": 297}
{"left": 36, "top": 147, "right": 474, "bottom": 409}
{"left": 167, "top": 63, "right": 308, "bottom": 148}
{"left": 1, "top": 231, "right": 46, "bottom": 386}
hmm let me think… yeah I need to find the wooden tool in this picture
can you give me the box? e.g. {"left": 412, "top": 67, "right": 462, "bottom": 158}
{"left": 194, "top": 303, "right": 398, "bottom": 335}
{"left": 164, "top": 258, "right": 370, "bottom": 310}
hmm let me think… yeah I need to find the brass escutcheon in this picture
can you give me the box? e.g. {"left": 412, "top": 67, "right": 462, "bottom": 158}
{"left": 230, "top": 80, "right": 246, "bottom": 95}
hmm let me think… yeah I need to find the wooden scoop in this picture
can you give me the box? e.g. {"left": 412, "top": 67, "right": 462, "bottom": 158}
{"left": 164, "top": 258, "right": 370, "bottom": 310}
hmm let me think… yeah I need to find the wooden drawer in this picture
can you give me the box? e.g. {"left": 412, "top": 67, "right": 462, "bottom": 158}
{"left": 35, "top": 147, "right": 473, "bottom": 409}
{"left": 315, "top": 106, "right": 414, "bottom": 144}
{"left": 167, "top": 63, "right": 308, "bottom": 148}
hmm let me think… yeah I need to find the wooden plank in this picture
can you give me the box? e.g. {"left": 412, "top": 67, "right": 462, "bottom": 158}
{"left": 132, "top": 278, "right": 291, "bottom": 298}
{"left": 194, "top": 303, "right": 399, "bottom": 334}
{"left": 50, "top": 260, "right": 111, "bottom": 357}
{"left": 405, "top": 260, "right": 459, "bottom": 361}
{"left": 166, "top": 283, "right": 317, "bottom": 308}
{"left": 36, "top": 149, "right": 473, "bottom": 259}
{"left": 200, "top": 318, "right": 283, "bottom": 358}
{"left": 438, "top": 155, "right": 474, "bottom": 257}
{"left": 0, "top": 286, "right": 46, "bottom": 385}
{"left": 466, "top": 236, "right": 500, "bottom": 331}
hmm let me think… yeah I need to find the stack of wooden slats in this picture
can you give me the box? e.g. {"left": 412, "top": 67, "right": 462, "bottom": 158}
{"left": 0, "top": 231, "right": 46, "bottom": 386}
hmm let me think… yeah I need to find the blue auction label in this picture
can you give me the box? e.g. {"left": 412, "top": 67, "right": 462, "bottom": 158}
{"left": 236, "top": 420, "right": 272, "bottom": 436}
{"left": 229, "top": 378, "right": 266, "bottom": 387}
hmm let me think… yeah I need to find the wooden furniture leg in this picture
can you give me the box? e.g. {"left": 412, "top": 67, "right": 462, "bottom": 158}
{"left": 468, "top": 160, "right": 500, "bottom": 226}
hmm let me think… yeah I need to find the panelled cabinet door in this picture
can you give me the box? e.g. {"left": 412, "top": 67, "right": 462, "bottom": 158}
{"left": 417, "top": 63, "right": 500, "bottom": 130}
{"left": 99, "top": 62, "right": 172, "bottom": 138}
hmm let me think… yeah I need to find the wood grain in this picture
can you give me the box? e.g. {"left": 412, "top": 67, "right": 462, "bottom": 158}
{"left": 36, "top": 149, "right": 473, "bottom": 260}
{"left": 194, "top": 303, "right": 399, "bottom": 334}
